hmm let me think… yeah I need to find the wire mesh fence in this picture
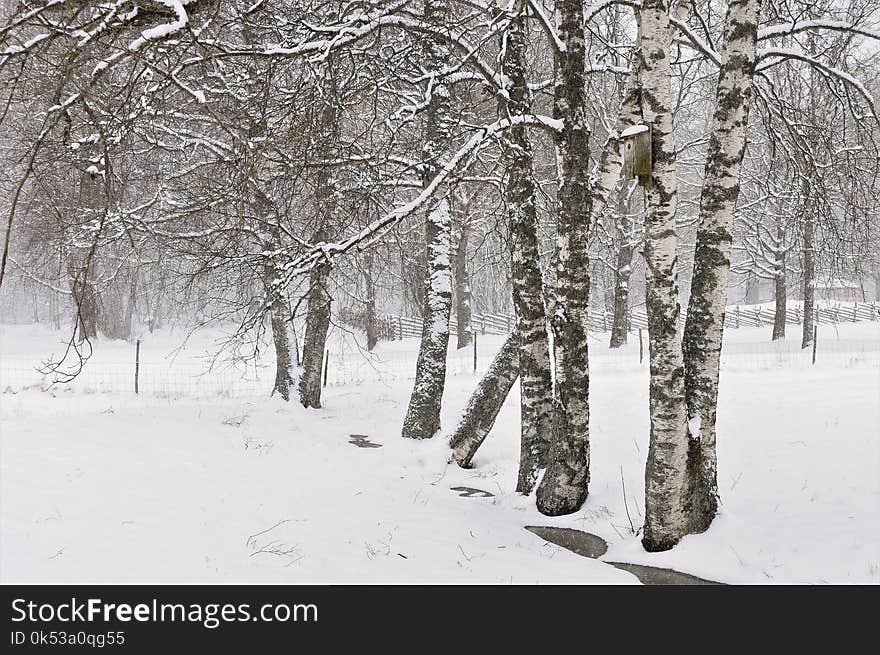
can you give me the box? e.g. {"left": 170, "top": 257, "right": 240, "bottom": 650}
{"left": 2, "top": 318, "right": 877, "bottom": 400}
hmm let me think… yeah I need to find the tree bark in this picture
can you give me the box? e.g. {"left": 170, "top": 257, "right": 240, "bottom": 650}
{"left": 299, "top": 238, "right": 332, "bottom": 408}
{"left": 449, "top": 332, "right": 520, "bottom": 467}
{"left": 681, "top": 0, "right": 763, "bottom": 537}
{"left": 362, "top": 252, "right": 379, "bottom": 351}
{"left": 536, "top": 0, "right": 592, "bottom": 516}
{"left": 610, "top": 189, "right": 636, "bottom": 348}
{"left": 269, "top": 291, "right": 297, "bottom": 401}
{"left": 772, "top": 223, "right": 786, "bottom": 340}
{"left": 637, "top": 0, "right": 691, "bottom": 552}
{"left": 67, "top": 259, "right": 100, "bottom": 342}
{"left": 453, "top": 212, "right": 473, "bottom": 349}
{"left": 801, "top": 185, "right": 816, "bottom": 349}
{"left": 402, "top": 0, "right": 454, "bottom": 439}
{"left": 498, "top": 10, "right": 554, "bottom": 495}
{"left": 297, "top": 62, "right": 339, "bottom": 408}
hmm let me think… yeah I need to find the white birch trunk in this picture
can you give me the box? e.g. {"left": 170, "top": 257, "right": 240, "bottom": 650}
{"left": 536, "top": 0, "right": 593, "bottom": 516}
{"left": 682, "top": 0, "right": 763, "bottom": 535}
{"left": 637, "top": 0, "right": 691, "bottom": 551}
{"left": 498, "top": 10, "right": 554, "bottom": 494}
{"left": 402, "top": 0, "right": 455, "bottom": 439}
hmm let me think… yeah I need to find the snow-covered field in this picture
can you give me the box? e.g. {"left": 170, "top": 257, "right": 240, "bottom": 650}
{"left": 1, "top": 321, "right": 878, "bottom": 583}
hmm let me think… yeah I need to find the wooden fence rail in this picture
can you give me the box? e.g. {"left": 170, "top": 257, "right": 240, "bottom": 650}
{"left": 338, "top": 302, "right": 880, "bottom": 341}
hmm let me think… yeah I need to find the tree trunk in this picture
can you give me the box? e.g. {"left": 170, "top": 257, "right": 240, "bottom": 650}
{"left": 401, "top": 0, "right": 454, "bottom": 440}
{"left": 449, "top": 332, "right": 520, "bottom": 467}
{"left": 801, "top": 188, "right": 816, "bottom": 349}
{"left": 362, "top": 252, "right": 379, "bottom": 351}
{"left": 636, "top": 1, "right": 691, "bottom": 552}
{"left": 299, "top": 232, "right": 332, "bottom": 409}
{"left": 67, "top": 260, "right": 100, "bottom": 341}
{"left": 772, "top": 223, "right": 786, "bottom": 340}
{"left": 270, "top": 292, "right": 297, "bottom": 401}
{"left": 499, "top": 11, "right": 554, "bottom": 495}
{"left": 535, "top": 0, "right": 592, "bottom": 516}
{"left": 454, "top": 215, "right": 473, "bottom": 349}
{"left": 123, "top": 276, "right": 137, "bottom": 340}
{"left": 681, "top": 0, "right": 763, "bottom": 538}
{"left": 610, "top": 189, "right": 636, "bottom": 348}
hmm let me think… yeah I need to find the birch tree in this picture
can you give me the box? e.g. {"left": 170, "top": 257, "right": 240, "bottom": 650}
{"left": 637, "top": 0, "right": 692, "bottom": 551}
{"left": 401, "top": 0, "right": 456, "bottom": 439}
{"left": 498, "top": 7, "right": 554, "bottom": 494}
{"left": 682, "top": 0, "right": 764, "bottom": 534}
{"left": 535, "top": 0, "right": 594, "bottom": 516}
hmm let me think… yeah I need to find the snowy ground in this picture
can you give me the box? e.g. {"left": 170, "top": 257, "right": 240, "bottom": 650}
{"left": 1, "top": 320, "right": 878, "bottom": 584}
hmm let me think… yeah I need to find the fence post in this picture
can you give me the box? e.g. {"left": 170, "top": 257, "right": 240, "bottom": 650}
{"left": 811, "top": 326, "right": 817, "bottom": 365}
{"left": 735, "top": 305, "right": 741, "bottom": 329}
{"left": 473, "top": 331, "right": 478, "bottom": 372}
{"left": 396, "top": 316, "right": 402, "bottom": 340}
{"left": 323, "top": 350, "right": 329, "bottom": 387}
{"left": 638, "top": 328, "right": 644, "bottom": 365}
{"left": 482, "top": 316, "right": 486, "bottom": 335}
{"left": 134, "top": 339, "right": 140, "bottom": 395}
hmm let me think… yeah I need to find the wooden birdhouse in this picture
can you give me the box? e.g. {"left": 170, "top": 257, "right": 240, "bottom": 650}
{"left": 621, "top": 124, "right": 652, "bottom": 184}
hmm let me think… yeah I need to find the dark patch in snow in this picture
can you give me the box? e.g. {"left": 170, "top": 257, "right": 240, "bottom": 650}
{"left": 606, "top": 562, "right": 722, "bottom": 585}
{"left": 450, "top": 486, "right": 494, "bottom": 498}
{"left": 349, "top": 434, "right": 382, "bottom": 448}
{"left": 525, "top": 526, "right": 723, "bottom": 584}
{"left": 525, "top": 526, "right": 608, "bottom": 558}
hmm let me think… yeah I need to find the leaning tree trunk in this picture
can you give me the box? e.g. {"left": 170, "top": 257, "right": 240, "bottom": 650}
{"left": 401, "top": 0, "right": 454, "bottom": 440}
{"left": 636, "top": 1, "right": 691, "bottom": 552}
{"left": 772, "top": 223, "right": 786, "bottom": 340}
{"left": 499, "top": 10, "right": 554, "bottom": 495}
{"left": 449, "top": 332, "right": 520, "bottom": 467}
{"left": 681, "top": 0, "right": 763, "bottom": 537}
{"left": 535, "top": 0, "right": 593, "bottom": 516}
{"left": 454, "top": 215, "right": 473, "bottom": 349}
